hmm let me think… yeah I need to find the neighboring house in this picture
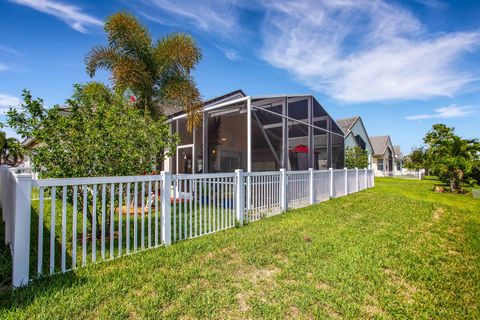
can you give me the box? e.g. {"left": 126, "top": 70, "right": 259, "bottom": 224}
{"left": 165, "top": 90, "right": 345, "bottom": 174}
{"left": 393, "top": 145, "right": 403, "bottom": 172}
{"left": 370, "top": 135, "right": 396, "bottom": 175}
{"left": 336, "top": 116, "right": 373, "bottom": 169}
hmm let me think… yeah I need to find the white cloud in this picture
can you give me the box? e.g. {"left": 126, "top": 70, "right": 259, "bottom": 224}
{"left": 260, "top": 0, "right": 480, "bottom": 103}
{"left": 215, "top": 45, "right": 240, "bottom": 61}
{"left": 131, "top": 0, "right": 480, "bottom": 103}
{"left": 0, "top": 63, "right": 8, "bottom": 71}
{"left": 406, "top": 104, "right": 474, "bottom": 120}
{"left": 0, "top": 44, "right": 20, "bottom": 56}
{"left": 139, "top": 0, "right": 238, "bottom": 36}
{"left": 413, "top": 0, "right": 447, "bottom": 9}
{"left": 0, "top": 94, "right": 21, "bottom": 114}
{"left": 9, "top": 0, "right": 102, "bottom": 33}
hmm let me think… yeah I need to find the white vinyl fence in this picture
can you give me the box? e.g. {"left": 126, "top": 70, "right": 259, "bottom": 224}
{"left": 0, "top": 166, "right": 374, "bottom": 287}
{"left": 374, "top": 169, "right": 424, "bottom": 180}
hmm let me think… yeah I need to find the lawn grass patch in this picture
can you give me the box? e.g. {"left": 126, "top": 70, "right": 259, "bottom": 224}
{"left": 0, "top": 177, "right": 479, "bottom": 319}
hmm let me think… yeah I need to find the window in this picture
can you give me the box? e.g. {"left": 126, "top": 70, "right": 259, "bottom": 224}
{"left": 355, "top": 135, "right": 366, "bottom": 150}
{"left": 377, "top": 159, "right": 384, "bottom": 171}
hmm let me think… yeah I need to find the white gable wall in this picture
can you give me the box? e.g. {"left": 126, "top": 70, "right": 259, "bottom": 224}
{"left": 344, "top": 118, "right": 374, "bottom": 169}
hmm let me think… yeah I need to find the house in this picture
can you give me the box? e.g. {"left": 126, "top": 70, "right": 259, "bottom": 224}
{"left": 370, "top": 135, "right": 396, "bottom": 176}
{"left": 336, "top": 116, "right": 373, "bottom": 169}
{"left": 164, "top": 90, "right": 345, "bottom": 174}
{"left": 393, "top": 145, "right": 403, "bottom": 172}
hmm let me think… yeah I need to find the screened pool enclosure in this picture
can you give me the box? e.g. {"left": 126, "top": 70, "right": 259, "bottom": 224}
{"left": 166, "top": 91, "right": 344, "bottom": 174}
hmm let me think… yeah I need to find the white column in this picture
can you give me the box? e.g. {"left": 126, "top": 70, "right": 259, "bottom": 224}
{"left": 355, "top": 168, "right": 359, "bottom": 192}
{"left": 309, "top": 168, "right": 314, "bottom": 204}
{"left": 161, "top": 171, "right": 171, "bottom": 245}
{"left": 329, "top": 167, "right": 333, "bottom": 198}
{"left": 344, "top": 167, "right": 348, "bottom": 196}
{"left": 280, "top": 168, "right": 287, "bottom": 211}
{"left": 235, "top": 169, "right": 244, "bottom": 226}
{"left": 12, "top": 173, "right": 32, "bottom": 287}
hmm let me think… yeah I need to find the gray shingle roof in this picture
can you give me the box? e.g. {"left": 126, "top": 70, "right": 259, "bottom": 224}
{"left": 370, "top": 136, "right": 390, "bottom": 156}
{"left": 335, "top": 116, "right": 359, "bottom": 134}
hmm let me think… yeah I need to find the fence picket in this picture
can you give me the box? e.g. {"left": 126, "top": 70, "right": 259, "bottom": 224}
{"left": 49, "top": 187, "right": 56, "bottom": 274}
{"left": 37, "top": 187, "right": 44, "bottom": 275}
{"left": 72, "top": 186, "right": 78, "bottom": 268}
{"left": 92, "top": 185, "right": 97, "bottom": 262}
{"left": 118, "top": 183, "right": 123, "bottom": 255}
{"left": 61, "top": 186, "right": 67, "bottom": 272}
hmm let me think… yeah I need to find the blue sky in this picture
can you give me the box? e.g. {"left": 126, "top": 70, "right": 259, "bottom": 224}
{"left": 1, "top": 0, "right": 479, "bottom": 154}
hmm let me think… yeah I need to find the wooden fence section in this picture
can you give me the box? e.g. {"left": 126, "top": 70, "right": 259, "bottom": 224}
{"left": 0, "top": 166, "right": 374, "bottom": 287}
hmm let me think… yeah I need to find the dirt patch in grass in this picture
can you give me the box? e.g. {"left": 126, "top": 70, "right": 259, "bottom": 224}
{"left": 383, "top": 268, "right": 419, "bottom": 303}
{"left": 362, "top": 295, "right": 387, "bottom": 318}
{"left": 433, "top": 207, "right": 444, "bottom": 221}
{"left": 236, "top": 290, "right": 252, "bottom": 312}
{"left": 316, "top": 281, "right": 331, "bottom": 291}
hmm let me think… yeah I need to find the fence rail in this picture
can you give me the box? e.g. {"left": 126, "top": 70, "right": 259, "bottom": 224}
{"left": 0, "top": 166, "right": 374, "bottom": 287}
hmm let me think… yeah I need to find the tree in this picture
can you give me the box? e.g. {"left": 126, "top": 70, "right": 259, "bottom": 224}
{"left": 403, "top": 146, "right": 429, "bottom": 171}
{"left": 85, "top": 12, "right": 203, "bottom": 131}
{"left": 345, "top": 146, "right": 369, "bottom": 169}
{"left": 0, "top": 131, "right": 24, "bottom": 166}
{"left": 423, "top": 124, "right": 480, "bottom": 192}
{"left": 7, "top": 83, "right": 178, "bottom": 178}
{"left": 7, "top": 84, "right": 179, "bottom": 237}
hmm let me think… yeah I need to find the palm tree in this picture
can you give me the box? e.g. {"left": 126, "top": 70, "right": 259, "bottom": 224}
{"left": 85, "top": 12, "right": 203, "bottom": 130}
{"left": 430, "top": 135, "right": 480, "bottom": 192}
{"left": 0, "top": 132, "right": 24, "bottom": 166}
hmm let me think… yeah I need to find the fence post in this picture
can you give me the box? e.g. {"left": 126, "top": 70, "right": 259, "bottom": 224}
{"left": 355, "top": 168, "right": 359, "bottom": 192}
{"left": 12, "top": 173, "right": 32, "bottom": 287}
{"left": 280, "top": 168, "right": 287, "bottom": 211}
{"left": 309, "top": 168, "right": 314, "bottom": 204}
{"left": 418, "top": 171, "right": 421, "bottom": 180}
{"left": 344, "top": 167, "right": 348, "bottom": 195}
{"left": 161, "top": 171, "right": 171, "bottom": 246}
{"left": 235, "top": 169, "right": 244, "bottom": 226}
{"left": 364, "top": 168, "right": 368, "bottom": 189}
{"left": 329, "top": 168, "right": 333, "bottom": 198}
{"left": 372, "top": 170, "right": 375, "bottom": 187}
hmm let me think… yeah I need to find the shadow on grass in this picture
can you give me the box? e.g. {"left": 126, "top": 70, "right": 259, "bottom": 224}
{"left": 0, "top": 203, "right": 73, "bottom": 289}
{"left": 0, "top": 270, "right": 84, "bottom": 310}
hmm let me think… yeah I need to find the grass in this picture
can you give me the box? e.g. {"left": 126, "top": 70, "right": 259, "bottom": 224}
{"left": 0, "top": 177, "right": 479, "bottom": 319}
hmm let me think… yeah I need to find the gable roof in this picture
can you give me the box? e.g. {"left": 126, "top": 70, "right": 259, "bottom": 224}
{"left": 165, "top": 89, "right": 246, "bottom": 118}
{"left": 370, "top": 135, "right": 395, "bottom": 156}
{"left": 336, "top": 116, "right": 359, "bottom": 135}
{"left": 393, "top": 145, "right": 402, "bottom": 159}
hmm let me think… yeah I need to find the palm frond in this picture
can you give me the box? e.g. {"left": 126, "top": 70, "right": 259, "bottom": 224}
{"left": 154, "top": 32, "right": 202, "bottom": 74}
{"left": 105, "top": 12, "right": 152, "bottom": 60}
{"left": 159, "top": 76, "right": 203, "bottom": 131}
{"left": 85, "top": 46, "right": 119, "bottom": 77}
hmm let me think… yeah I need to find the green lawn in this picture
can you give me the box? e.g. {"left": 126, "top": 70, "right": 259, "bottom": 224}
{"left": 1, "top": 177, "right": 479, "bottom": 319}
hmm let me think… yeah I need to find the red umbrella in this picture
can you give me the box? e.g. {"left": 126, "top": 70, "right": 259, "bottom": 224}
{"left": 291, "top": 145, "right": 308, "bottom": 153}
